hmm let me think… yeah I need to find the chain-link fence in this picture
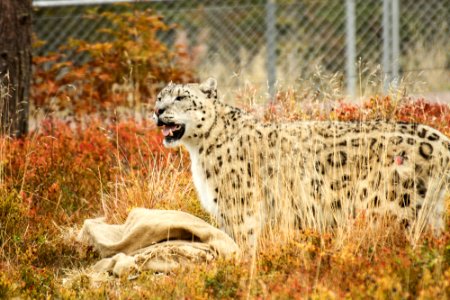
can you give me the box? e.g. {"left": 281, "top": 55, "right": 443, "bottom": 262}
{"left": 32, "top": 0, "right": 450, "bottom": 98}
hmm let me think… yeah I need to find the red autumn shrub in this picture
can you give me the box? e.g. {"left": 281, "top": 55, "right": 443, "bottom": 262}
{"left": 1, "top": 118, "right": 175, "bottom": 219}
{"left": 333, "top": 96, "right": 450, "bottom": 136}
{"left": 32, "top": 6, "right": 196, "bottom": 114}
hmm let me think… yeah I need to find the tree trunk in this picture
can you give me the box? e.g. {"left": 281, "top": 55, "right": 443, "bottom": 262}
{"left": 0, "top": 0, "right": 32, "bottom": 137}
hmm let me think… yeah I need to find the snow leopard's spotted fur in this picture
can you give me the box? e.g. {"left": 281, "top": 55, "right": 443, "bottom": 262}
{"left": 154, "top": 78, "right": 449, "bottom": 247}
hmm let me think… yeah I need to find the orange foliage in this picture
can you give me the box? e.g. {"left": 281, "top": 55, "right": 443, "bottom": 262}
{"left": 32, "top": 6, "right": 196, "bottom": 114}
{"left": 333, "top": 96, "right": 450, "bottom": 136}
{"left": 1, "top": 118, "right": 175, "bottom": 219}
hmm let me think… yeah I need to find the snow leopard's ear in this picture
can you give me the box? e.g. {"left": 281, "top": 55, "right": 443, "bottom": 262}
{"left": 199, "top": 77, "right": 218, "bottom": 100}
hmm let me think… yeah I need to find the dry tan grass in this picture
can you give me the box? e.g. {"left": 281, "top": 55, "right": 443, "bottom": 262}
{"left": 99, "top": 150, "right": 212, "bottom": 226}
{"left": 219, "top": 138, "right": 446, "bottom": 254}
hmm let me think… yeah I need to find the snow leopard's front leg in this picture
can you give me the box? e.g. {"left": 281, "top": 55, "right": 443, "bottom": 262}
{"left": 219, "top": 202, "right": 265, "bottom": 250}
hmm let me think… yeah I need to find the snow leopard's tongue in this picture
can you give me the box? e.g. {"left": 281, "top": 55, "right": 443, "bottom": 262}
{"left": 162, "top": 125, "right": 181, "bottom": 137}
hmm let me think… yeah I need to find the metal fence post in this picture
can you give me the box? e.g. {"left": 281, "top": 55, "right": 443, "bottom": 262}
{"left": 391, "top": 0, "right": 400, "bottom": 85}
{"left": 382, "top": 0, "right": 392, "bottom": 91}
{"left": 345, "top": 0, "right": 356, "bottom": 99}
{"left": 265, "top": 0, "right": 277, "bottom": 101}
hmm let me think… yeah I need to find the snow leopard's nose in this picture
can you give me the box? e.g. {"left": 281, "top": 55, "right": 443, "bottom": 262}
{"left": 155, "top": 108, "right": 165, "bottom": 117}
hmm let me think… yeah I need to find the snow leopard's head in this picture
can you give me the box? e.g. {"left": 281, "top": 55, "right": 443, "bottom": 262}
{"left": 154, "top": 78, "right": 218, "bottom": 148}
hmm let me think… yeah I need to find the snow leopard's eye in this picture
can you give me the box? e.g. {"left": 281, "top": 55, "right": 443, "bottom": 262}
{"left": 175, "top": 95, "right": 185, "bottom": 101}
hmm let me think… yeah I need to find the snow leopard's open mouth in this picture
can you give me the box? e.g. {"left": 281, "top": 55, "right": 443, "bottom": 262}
{"left": 158, "top": 121, "right": 186, "bottom": 143}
